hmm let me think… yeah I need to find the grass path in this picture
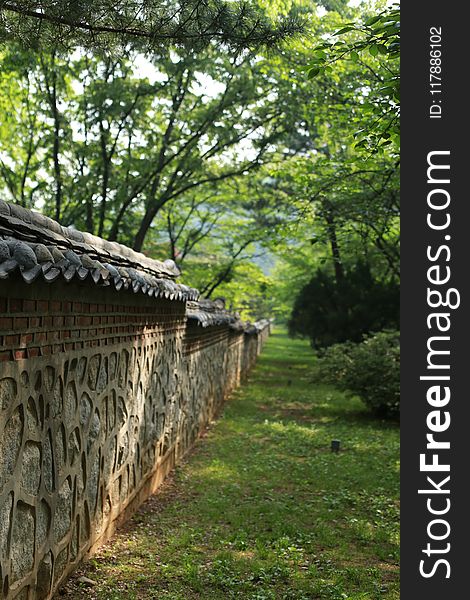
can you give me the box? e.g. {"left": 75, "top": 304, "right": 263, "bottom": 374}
{"left": 63, "top": 331, "right": 399, "bottom": 600}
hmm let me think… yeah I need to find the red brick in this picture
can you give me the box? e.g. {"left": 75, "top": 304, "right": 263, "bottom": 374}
{"left": 90, "top": 303, "right": 98, "bottom": 313}
{"left": 71, "top": 330, "right": 80, "bottom": 339}
{"left": 72, "top": 302, "right": 82, "bottom": 312}
{"left": 50, "top": 300, "right": 61, "bottom": 312}
{"left": 29, "top": 317, "right": 41, "bottom": 328}
{"left": 47, "top": 331, "right": 60, "bottom": 342}
{"left": 91, "top": 340, "right": 99, "bottom": 347}
{"left": 0, "top": 350, "right": 11, "bottom": 361}
{"left": 77, "top": 316, "right": 92, "bottom": 327}
{"left": 0, "top": 298, "right": 7, "bottom": 312}
{"left": 92, "top": 316, "right": 100, "bottom": 326}
{"left": 27, "top": 347, "right": 40, "bottom": 358}
{"left": 62, "top": 330, "right": 71, "bottom": 339}
{"left": 23, "top": 299, "right": 36, "bottom": 312}
{"left": 43, "top": 316, "right": 53, "bottom": 328}
{"left": 65, "top": 316, "right": 75, "bottom": 326}
{"left": 20, "top": 333, "right": 33, "bottom": 345}
{"left": 65, "top": 343, "right": 74, "bottom": 351}
{"left": 5, "top": 334, "right": 20, "bottom": 346}
{"left": 34, "top": 332, "right": 47, "bottom": 343}
{"left": 37, "top": 300, "right": 49, "bottom": 312}
{"left": 41, "top": 345, "right": 52, "bottom": 356}
{"left": 62, "top": 301, "right": 72, "bottom": 313}
{"left": 14, "top": 317, "right": 28, "bottom": 329}
{"left": 0, "top": 317, "right": 13, "bottom": 330}
{"left": 14, "top": 349, "right": 27, "bottom": 360}
{"left": 82, "top": 303, "right": 90, "bottom": 313}
{"left": 53, "top": 316, "right": 64, "bottom": 327}
{"left": 98, "top": 304, "right": 105, "bottom": 312}
{"left": 53, "top": 344, "right": 63, "bottom": 354}
{"left": 9, "top": 298, "right": 23, "bottom": 312}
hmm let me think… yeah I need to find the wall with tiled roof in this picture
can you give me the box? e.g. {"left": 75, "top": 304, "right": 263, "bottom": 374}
{"left": 0, "top": 203, "right": 270, "bottom": 600}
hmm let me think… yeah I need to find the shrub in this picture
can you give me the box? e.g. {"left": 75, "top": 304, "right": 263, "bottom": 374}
{"left": 288, "top": 262, "right": 399, "bottom": 349}
{"left": 315, "top": 330, "right": 400, "bottom": 418}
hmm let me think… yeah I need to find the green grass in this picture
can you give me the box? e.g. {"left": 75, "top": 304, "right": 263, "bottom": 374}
{"left": 62, "top": 330, "right": 399, "bottom": 600}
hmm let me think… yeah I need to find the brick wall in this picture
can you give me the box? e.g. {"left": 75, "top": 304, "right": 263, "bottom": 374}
{"left": 0, "top": 274, "right": 269, "bottom": 600}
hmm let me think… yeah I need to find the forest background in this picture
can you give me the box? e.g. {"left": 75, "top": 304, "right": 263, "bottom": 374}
{"left": 0, "top": 0, "right": 399, "bottom": 348}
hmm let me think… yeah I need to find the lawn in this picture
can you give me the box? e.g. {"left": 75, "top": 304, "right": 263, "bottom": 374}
{"left": 62, "top": 330, "right": 399, "bottom": 600}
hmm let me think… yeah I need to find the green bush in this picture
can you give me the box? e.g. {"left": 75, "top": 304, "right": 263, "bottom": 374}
{"left": 288, "top": 261, "right": 399, "bottom": 349}
{"left": 315, "top": 330, "right": 400, "bottom": 418}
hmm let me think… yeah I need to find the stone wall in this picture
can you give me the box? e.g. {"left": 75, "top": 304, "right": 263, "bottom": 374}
{"left": 0, "top": 274, "right": 269, "bottom": 600}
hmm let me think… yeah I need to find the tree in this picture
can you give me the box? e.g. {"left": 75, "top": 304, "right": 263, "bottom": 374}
{"left": 288, "top": 261, "right": 399, "bottom": 348}
{"left": 148, "top": 174, "right": 289, "bottom": 301}
{"left": 0, "top": 0, "right": 304, "bottom": 52}
{"left": 0, "top": 44, "right": 294, "bottom": 251}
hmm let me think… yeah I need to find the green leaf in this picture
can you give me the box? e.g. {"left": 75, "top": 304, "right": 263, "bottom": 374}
{"left": 369, "top": 44, "right": 379, "bottom": 57}
{"left": 378, "top": 86, "right": 394, "bottom": 96}
{"left": 365, "top": 15, "right": 381, "bottom": 26}
{"left": 334, "top": 26, "right": 355, "bottom": 36}
{"left": 307, "top": 67, "right": 321, "bottom": 79}
{"left": 350, "top": 51, "right": 359, "bottom": 62}
{"left": 377, "top": 45, "right": 388, "bottom": 55}
{"left": 354, "top": 139, "right": 368, "bottom": 149}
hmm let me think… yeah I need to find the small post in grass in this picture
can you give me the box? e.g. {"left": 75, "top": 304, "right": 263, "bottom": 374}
{"left": 331, "top": 439, "right": 341, "bottom": 453}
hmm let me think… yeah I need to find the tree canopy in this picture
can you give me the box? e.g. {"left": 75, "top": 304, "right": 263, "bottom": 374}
{"left": 0, "top": 0, "right": 400, "bottom": 328}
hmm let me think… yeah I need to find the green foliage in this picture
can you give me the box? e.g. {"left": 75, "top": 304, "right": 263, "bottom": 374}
{"left": 0, "top": 0, "right": 400, "bottom": 321}
{"left": 0, "top": 44, "right": 293, "bottom": 251}
{"left": 0, "top": 1, "right": 305, "bottom": 53}
{"left": 306, "top": 2, "right": 400, "bottom": 152}
{"left": 288, "top": 261, "right": 399, "bottom": 348}
{"left": 315, "top": 330, "right": 400, "bottom": 418}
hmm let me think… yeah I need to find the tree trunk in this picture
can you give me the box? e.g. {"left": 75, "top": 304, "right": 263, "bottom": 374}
{"left": 51, "top": 73, "right": 63, "bottom": 222}
{"left": 132, "top": 197, "right": 166, "bottom": 251}
{"left": 323, "top": 205, "right": 344, "bottom": 284}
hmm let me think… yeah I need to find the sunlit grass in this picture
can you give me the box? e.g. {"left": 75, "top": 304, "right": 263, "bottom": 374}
{"left": 63, "top": 330, "right": 399, "bottom": 600}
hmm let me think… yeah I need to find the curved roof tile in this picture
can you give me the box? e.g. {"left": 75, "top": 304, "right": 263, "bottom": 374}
{"left": 0, "top": 200, "right": 199, "bottom": 301}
